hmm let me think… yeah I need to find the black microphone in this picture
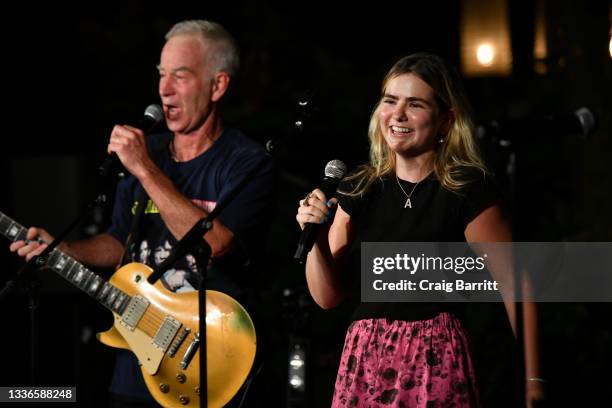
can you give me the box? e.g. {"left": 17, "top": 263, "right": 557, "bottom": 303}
{"left": 98, "top": 104, "right": 164, "bottom": 178}
{"left": 476, "top": 107, "right": 596, "bottom": 143}
{"left": 294, "top": 160, "right": 347, "bottom": 264}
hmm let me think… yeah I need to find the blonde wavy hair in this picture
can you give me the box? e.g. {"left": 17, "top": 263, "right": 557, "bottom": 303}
{"left": 343, "top": 53, "right": 487, "bottom": 196}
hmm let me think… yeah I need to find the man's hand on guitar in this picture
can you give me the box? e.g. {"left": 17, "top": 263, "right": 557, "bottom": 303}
{"left": 9, "top": 227, "right": 54, "bottom": 262}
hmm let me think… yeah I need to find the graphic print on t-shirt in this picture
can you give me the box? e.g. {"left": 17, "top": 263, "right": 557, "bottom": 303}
{"left": 128, "top": 197, "right": 218, "bottom": 293}
{"left": 133, "top": 239, "right": 197, "bottom": 293}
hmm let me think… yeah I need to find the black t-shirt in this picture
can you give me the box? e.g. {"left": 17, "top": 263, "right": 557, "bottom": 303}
{"left": 107, "top": 128, "right": 275, "bottom": 297}
{"left": 106, "top": 128, "right": 275, "bottom": 399}
{"left": 338, "top": 170, "right": 502, "bottom": 322}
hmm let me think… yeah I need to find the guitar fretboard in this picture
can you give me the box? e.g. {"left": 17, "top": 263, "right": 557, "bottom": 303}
{"left": 0, "top": 211, "right": 130, "bottom": 315}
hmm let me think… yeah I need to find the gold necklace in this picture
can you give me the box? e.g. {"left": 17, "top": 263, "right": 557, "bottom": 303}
{"left": 395, "top": 174, "right": 422, "bottom": 209}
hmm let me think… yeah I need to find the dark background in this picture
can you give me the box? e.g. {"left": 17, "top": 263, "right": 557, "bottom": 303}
{"left": 0, "top": 0, "right": 611, "bottom": 407}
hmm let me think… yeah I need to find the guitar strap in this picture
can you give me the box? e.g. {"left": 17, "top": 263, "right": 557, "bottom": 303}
{"left": 118, "top": 187, "right": 149, "bottom": 268}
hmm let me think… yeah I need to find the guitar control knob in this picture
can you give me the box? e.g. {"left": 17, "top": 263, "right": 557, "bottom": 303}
{"left": 194, "top": 386, "right": 200, "bottom": 395}
{"left": 176, "top": 373, "right": 186, "bottom": 383}
{"left": 179, "top": 394, "right": 190, "bottom": 405}
{"left": 159, "top": 383, "right": 170, "bottom": 393}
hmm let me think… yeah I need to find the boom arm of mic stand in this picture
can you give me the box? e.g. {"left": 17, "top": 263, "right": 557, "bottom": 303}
{"left": 147, "top": 218, "right": 213, "bottom": 285}
{"left": 148, "top": 152, "right": 275, "bottom": 285}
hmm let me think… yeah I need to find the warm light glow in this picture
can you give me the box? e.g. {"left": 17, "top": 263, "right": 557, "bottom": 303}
{"left": 460, "top": 0, "right": 512, "bottom": 77}
{"left": 609, "top": 35, "right": 612, "bottom": 59}
{"left": 534, "top": 0, "right": 548, "bottom": 74}
{"left": 476, "top": 43, "right": 495, "bottom": 66}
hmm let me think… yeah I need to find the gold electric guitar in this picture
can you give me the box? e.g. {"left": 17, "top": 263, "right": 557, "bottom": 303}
{"left": 1, "top": 211, "right": 257, "bottom": 407}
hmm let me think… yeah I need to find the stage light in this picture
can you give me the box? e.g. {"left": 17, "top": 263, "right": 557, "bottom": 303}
{"left": 289, "top": 353, "right": 305, "bottom": 369}
{"left": 288, "top": 343, "right": 306, "bottom": 392}
{"left": 289, "top": 375, "right": 304, "bottom": 389}
{"left": 534, "top": 0, "right": 548, "bottom": 74}
{"left": 460, "top": 0, "right": 512, "bottom": 77}
{"left": 476, "top": 43, "right": 495, "bottom": 66}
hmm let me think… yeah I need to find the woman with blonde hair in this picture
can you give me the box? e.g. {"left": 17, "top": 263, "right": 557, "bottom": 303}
{"left": 296, "top": 53, "right": 543, "bottom": 407}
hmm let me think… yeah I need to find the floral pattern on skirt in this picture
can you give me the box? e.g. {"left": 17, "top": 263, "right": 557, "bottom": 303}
{"left": 331, "top": 313, "right": 480, "bottom": 408}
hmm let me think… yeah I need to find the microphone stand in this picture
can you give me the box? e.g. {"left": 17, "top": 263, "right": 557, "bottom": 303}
{"left": 147, "top": 154, "right": 273, "bottom": 408}
{"left": 1, "top": 129, "right": 154, "bottom": 386}
{"left": 146, "top": 96, "right": 310, "bottom": 408}
{"left": 1, "top": 190, "right": 109, "bottom": 385}
{"left": 147, "top": 96, "right": 313, "bottom": 408}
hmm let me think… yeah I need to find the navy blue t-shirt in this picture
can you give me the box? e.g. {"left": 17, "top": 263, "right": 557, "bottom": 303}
{"left": 106, "top": 128, "right": 275, "bottom": 399}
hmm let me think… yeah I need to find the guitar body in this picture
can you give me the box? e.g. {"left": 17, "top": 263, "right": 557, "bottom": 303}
{"left": 0, "top": 212, "right": 258, "bottom": 407}
{"left": 96, "top": 263, "right": 257, "bottom": 408}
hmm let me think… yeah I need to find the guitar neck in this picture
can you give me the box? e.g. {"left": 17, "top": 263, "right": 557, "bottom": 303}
{"left": 0, "top": 211, "right": 130, "bottom": 314}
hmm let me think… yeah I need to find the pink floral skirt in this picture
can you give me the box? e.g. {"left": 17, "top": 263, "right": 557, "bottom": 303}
{"left": 331, "top": 313, "right": 480, "bottom": 408}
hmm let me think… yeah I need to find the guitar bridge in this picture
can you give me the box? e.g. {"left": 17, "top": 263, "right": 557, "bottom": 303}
{"left": 153, "top": 316, "right": 181, "bottom": 352}
{"left": 180, "top": 332, "right": 200, "bottom": 369}
{"left": 121, "top": 295, "right": 150, "bottom": 331}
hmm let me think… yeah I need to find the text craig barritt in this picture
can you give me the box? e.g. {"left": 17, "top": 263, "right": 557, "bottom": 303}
{"left": 371, "top": 253, "right": 498, "bottom": 293}
{"left": 373, "top": 279, "right": 498, "bottom": 292}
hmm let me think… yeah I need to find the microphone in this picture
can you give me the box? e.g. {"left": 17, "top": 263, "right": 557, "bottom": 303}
{"left": 476, "top": 106, "right": 597, "bottom": 143}
{"left": 98, "top": 104, "right": 164, "bottom": 178}
{"left": 294, "top": 159, "right": 347, "bottom": 264}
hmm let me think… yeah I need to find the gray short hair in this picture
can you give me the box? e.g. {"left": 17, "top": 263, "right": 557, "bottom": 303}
{"left": 165, "top": 20, "right": 239, "bottom": 76}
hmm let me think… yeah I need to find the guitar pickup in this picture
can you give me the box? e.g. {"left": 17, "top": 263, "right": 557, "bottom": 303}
{"left": 167, "top": 327, "right": 190, "bottom": 358}
{"left": 120, "top": 296, "right": 150, "bottom": 331}
{"left": 152, "top": 316, "right": 181, "bottom": 352}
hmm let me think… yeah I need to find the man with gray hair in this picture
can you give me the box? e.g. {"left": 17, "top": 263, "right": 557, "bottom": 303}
{"left": 165, "top": 20, "right": 240, "bottom": 77}
{"left": 10, "top": 19, "right": 275, "bottom": 407}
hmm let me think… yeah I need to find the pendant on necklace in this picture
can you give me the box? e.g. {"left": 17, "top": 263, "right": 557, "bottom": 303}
{"left": 404, "top": 198, "right": 412, "bottom": 209}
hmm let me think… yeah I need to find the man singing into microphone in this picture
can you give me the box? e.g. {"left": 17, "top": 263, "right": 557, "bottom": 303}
{"left": 10, "top": 20, "right": 275, "bottom": 407}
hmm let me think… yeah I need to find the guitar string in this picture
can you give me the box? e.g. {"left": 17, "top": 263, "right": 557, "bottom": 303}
{"left": 0, "top": 220, "right": 166, "bottom": 326}
{"left": 102, "top": 288, "right": 199, "bottom": 346}
{"left": 3, "top": 220, "right": 201, "bottom": 352}
{"left": 0, "top": 218, "right": 204, "bottom": 355}
{"left": 138, "top": 311, "right": 196, "bottom": 349}
{"left": 126, "top": 315, "right": 195, "bottom": 355}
